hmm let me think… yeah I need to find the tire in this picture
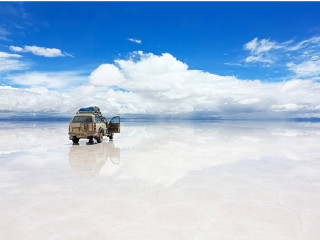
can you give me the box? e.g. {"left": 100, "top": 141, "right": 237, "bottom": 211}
{"left": 88, "top": 137, "right": 94, "bottom": 144}
{"left": 97, "top": 130, "right": 103, "bottom": 143}
{"left": 72, "top": 137, "right": 79, "bottom": 143}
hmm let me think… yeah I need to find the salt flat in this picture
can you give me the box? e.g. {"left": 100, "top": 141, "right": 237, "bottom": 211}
{"left": 0, "top": 120, "right": 320, "bottom": 240}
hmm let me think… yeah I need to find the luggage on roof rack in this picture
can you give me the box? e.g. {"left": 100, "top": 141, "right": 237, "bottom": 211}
{"left": 78, "top": 106, "right": 101, "bottom": 113}
{"left": 79, "top": 107, "right": 96, "bottom": 112}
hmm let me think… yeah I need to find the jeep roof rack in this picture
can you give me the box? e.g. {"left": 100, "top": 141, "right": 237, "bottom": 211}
{"left": 77, "top": 106, "right": 101, "bottom": 115}
{"left": 77, "top": 110, "right": 101, "bottom": 115}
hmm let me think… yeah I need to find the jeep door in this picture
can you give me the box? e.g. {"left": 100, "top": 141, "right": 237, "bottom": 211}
{"left": 108, "top": 116, "right": 120, "bottom": 133}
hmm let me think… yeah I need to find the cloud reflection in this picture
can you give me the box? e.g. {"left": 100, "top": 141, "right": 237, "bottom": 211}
{"left": 1, "top": 121, "right": 320, "bottom": 239}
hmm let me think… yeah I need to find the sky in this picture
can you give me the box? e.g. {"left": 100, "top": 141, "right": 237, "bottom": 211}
{"left": 1, "top": 2, "right": 320, "bottom": 119}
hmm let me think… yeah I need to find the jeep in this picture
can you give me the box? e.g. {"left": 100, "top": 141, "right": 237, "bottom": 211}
{"left": 68, "top": 106, "right": 120, "bottom": 144}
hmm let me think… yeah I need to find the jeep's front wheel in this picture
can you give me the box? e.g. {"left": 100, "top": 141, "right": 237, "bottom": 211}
{"left": 97, "top": 130, "right": 103, "bottom": 143}
{"left": 72, "top": 137, "right": 79, "bottom": 144}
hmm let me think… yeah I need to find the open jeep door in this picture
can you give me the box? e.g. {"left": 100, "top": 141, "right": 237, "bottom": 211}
{"left": 108, "top": 116, "right": 120, "bottom": 133}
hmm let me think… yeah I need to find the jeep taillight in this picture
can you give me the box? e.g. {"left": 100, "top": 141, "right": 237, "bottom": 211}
{"left": 94, "top": 123, "right": 96, "bottom": 131}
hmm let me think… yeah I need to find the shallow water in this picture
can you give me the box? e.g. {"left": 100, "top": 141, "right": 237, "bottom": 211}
{"left": 1, "top": 120, "right": 320, "bottom": 240}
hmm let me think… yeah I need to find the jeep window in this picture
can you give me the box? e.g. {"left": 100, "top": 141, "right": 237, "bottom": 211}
{"left": 95, "top": 116, "right": 101, "bottom": 123}
{"left": 72, "top": 116, "right": 93, "bottom": 123}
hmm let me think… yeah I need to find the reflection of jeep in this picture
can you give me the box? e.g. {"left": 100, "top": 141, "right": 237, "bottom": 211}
{"left": 68, "top": 106, "right": 120, "bottom": 143}
{"left": 68, "top": 141, "right": 120, "bottom": 177}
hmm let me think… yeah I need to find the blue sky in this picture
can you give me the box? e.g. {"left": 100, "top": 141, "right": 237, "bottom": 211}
{"left": 1, "top": 2, "right": 320, "bottom": 118}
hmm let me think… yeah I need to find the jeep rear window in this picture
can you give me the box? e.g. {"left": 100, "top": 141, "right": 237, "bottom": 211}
{"left": 72, "top": 116, "right": 93, "bottom": 123}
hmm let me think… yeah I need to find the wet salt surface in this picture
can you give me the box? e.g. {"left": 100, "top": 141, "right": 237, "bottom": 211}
{"left": 1, "top": 120, "right": 320, "bottom": 240}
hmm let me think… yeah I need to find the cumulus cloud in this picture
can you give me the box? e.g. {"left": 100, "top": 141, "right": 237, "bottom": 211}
{"left": 0, "top": 51, "right": 27, "bottom": 72}
{"left": 89, "top": 64, "right": 125, "bottom": 87}
{"left": 0, "top": 86, "right": 71, "bottom": 115}
{"left": 10, "top": 45, "right": 71, "bottom": 57}
{"left": 2, "top": 52, "right": 320, "bottom": 118}
{"left": 128, "top": 38, "right": 142, "bottom": 44}
{"left": 5, "top": 71, "right": 87, "bottom": 89}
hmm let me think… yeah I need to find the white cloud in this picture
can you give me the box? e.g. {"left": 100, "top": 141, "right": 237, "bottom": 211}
{"left": 89, "top": 64, "right": 124, "bottom": 87}
{"left": 9, "top": 46, "right": 23, "bottom": 52}
{"left": 128, "top": 38, "right": 142, "bottom": 44}
{"left": 244, "top": 37, "right": 282, "bottom": 64}
{"left": 6, "top": 71, "right": 87, "bottom": 89}
{"left": 0, "top": 51, "right": 27, "bottom": 72}
{"left": 2, "top": 52, "right": 320, "bottom": 118}
{"left": 0, "top": 27, "right": 10, "bottom": 41}
{"left": 288, "top": 36, "right": 320, "bottom": 51}
{"left": 245, "top": 55, "right": 273, "bottom": 63}
{"left": 0, "top": 86, "right": 71, "bottom": 115}
{"left": 10, "top": 45, "right": 71, "bottom": 57}
{"left": 287, "top": 60, "right": 320, "bottom": 77}
{"left": 242, "top": 36, "right": 320, "bottom": 78}
{"left": 0, "top": 52, "right": 22, "bottom": 58}
{"left": 244, "top": 37, "right": 281, "bottom": 54}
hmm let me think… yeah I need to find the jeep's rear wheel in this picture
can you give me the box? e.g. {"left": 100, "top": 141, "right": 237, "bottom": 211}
{"left": 72, "top": 137, "right": 79, "bottom": 143}
{"left": 97, "top": 130, "right": 103, "bottom": 143}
